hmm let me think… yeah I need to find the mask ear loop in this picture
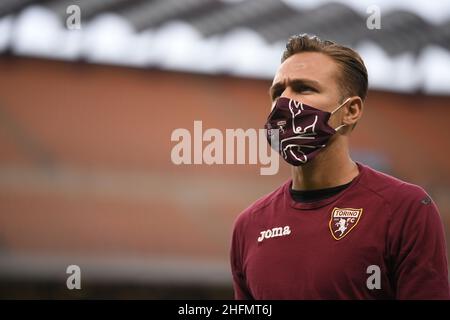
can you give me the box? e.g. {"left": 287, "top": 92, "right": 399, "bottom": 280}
{"left": 331, "top": 97, "right": 351, "bottom": 131}
{"left": 334, "top": 124, "right": 347, "bottom": 131}
{"left": 331, "top": 97, "right": 351, "bottom": 115}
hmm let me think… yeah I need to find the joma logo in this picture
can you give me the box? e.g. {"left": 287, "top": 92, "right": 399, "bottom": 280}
{"left": 257, "top": 226, "right": 291, "bottom": 242}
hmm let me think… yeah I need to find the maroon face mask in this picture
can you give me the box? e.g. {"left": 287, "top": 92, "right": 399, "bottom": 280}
{"left": 265, "top": 97, "right": 350, "bottom": 166}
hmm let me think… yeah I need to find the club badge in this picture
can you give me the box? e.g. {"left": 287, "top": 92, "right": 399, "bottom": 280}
{"left": 329, "top": 207, "right": 363, "bottom": 240}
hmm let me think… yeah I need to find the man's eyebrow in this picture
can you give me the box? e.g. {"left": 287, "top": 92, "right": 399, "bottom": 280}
{"left": 289, "top": 78, "right": 321, "bottom": 88}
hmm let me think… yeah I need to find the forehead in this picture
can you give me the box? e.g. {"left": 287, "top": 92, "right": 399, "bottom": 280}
{"left": 273, "top": 52, "right": 339, "bottom": 85}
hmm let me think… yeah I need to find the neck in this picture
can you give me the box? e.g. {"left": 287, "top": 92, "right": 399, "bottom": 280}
{"left": 291, "top": 138, "right": 359, "bottom": 191}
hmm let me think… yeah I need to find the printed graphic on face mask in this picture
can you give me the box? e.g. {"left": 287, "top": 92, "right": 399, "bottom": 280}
{"left": 265, "top": 97, "right": 348, "bottom": 166}
{"left": 289, "top": 99, "right": 319, "bottom": 135}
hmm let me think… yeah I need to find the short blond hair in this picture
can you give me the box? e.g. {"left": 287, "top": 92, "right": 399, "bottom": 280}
{"left": 282, "top": 34, "right": 368, "bottom": 101}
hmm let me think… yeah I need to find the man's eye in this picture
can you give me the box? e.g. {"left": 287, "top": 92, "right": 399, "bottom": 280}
{"left": 272, "top": 90, "right": 283, "bottom": 100}
{"left": 295, "top": 86, "right": 315, "bottom": 92}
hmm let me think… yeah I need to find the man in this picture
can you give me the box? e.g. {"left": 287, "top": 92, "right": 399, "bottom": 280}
{"left": 230, "top": 34, "right": 449, "bottom": 299}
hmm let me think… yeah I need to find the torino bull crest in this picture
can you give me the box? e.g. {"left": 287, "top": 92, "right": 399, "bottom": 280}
{"left": 329, "top": 207, "right": 363, "bottom": 240}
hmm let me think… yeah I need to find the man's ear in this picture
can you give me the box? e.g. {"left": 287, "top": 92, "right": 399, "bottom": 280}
{"left": 343, "top": 96, "right": 363, "bottom": 128}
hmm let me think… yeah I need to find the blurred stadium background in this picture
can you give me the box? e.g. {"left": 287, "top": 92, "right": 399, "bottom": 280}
{"left": 0, "top": 0, "right": 449, "bottom": 299}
